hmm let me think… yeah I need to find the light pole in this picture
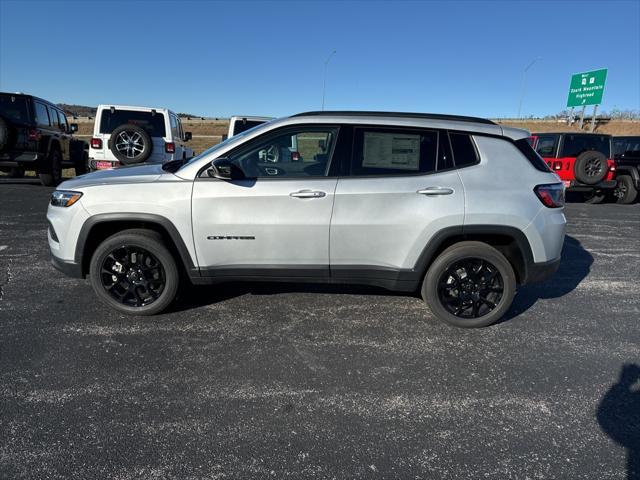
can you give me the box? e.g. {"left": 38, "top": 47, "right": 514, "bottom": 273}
{"left": 517, "top": 57, "right": 541, "bottom": 119}
{"left": 321, "top": 50, "right": 336, "bottom": 111}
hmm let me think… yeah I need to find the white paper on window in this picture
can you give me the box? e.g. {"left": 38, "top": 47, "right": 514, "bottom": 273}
{"left": 362, "top": 132, "right": 420, "bottom": 170}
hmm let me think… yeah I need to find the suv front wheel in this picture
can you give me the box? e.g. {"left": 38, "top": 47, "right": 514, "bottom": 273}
{"left": 89, "top": 229, "right": 179, "bottom": 315}
{"left": 422, "top": 241, "right": 516, "bottom": 328}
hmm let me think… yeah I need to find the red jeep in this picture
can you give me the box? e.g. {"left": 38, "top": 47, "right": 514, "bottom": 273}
{"left": 530, "top": 132, "right": 616, "bottom": 204}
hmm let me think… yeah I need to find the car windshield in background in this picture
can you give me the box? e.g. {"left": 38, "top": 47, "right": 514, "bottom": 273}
{"left": 99, "top": 109, "right": 166, "bottom": 137}
{"left": 612, "top": 137, "right": 640, "bottom": 158}
{"left": 232, "top": 120, "right": 267, "bottom": 135}
{"left": 560, "top": 135, "right": 610, "bottom": 157}
{"left": 0, "top": 94, "right": 29, "bottom": 123}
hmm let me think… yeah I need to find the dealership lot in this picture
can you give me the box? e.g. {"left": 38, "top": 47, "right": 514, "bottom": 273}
{"left": 0, "top": 181, "right": 639, "bottom": 479}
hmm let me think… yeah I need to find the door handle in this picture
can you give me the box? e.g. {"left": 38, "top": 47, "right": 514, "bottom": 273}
{"left": 289, "top": 190, "right": 326, "bottom": 198}
{"left": 417, "top": 187, "right": 454, "bottom": 196}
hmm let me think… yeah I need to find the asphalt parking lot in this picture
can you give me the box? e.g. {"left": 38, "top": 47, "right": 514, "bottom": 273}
{"left": 0, "top": 180, "right": 639, "bottom": 479}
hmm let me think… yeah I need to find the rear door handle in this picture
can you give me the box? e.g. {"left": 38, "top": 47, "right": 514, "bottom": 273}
{"left": 417, "top": 187, "right": 454, "bottom": 196}
{"left": 289, "top": 190, "right": 326, "bottom": 198}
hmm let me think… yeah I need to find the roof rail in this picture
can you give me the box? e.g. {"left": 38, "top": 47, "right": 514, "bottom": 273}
{"left": 291, "top": 111, "right": 496, "bottom": 125}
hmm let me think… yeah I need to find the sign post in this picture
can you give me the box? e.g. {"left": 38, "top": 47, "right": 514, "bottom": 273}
{"left": 566, "top": 68, "right": 607, "bottom": 130}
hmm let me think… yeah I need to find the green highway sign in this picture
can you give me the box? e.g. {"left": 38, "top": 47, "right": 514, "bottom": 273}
{"left": 567, "top": 68, "right": 607, "bottom": 107}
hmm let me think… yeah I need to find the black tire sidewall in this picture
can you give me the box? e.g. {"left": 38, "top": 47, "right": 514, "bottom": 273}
{"left": 89, "top": 231, "right": 179, "bottom": 315}
{"left": 38, "top": 149, "right": 62, "bottom": 186}
{"left": 615, "top": 175, "right": 638, "bottom": 204}
{"left": 574, "top": 151, "right": 607, "bottom": 185}
{"left": 108, "top": 124, "right": 153, "bottom": 165}
{"left": 75, "top": 151, "right": 89, "bottom": 176}
{"left": 422, "top": 242, "right": 516, "bottom": 328}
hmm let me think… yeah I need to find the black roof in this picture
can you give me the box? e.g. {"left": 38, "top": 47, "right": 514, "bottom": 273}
{"left": 0, "top": 91, "right": 58, "bottom": 108}
{"left": 292, "top": 111, "right": 496, "bottom": 125}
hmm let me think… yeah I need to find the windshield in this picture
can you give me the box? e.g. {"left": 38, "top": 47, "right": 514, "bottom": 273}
{"left": 99, "top": 109, "right": 166, "bottom": 137}
{"left": 0, "top": 94, "right": 30, "bottom": 123}
{"left": 560, "top": 134, "right": 610, "bottom": 158}
{"left": 181, "top": 119, "right": 276, "bottom": 168}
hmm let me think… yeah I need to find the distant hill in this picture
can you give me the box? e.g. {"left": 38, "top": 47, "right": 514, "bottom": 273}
{"left": 57, "top": 104, "right": 203, "bottom": 119}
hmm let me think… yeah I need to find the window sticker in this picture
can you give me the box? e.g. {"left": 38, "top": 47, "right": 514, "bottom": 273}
{"left": 363, "top": 132, "right": 420, "bottom": 170}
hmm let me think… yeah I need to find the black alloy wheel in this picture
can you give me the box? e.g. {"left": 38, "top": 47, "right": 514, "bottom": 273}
{"left": 100, "top": 245, "right": 166, "bottom": 307}
{"left": 437, "top": 258, "right": 504, "bottom": 319}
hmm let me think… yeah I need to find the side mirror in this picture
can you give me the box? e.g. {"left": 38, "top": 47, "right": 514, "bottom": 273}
{"left": 69, "top": 123, "right": 78, "bottom": 133}
{"left": 184, "top": 131, "right": 192, "bottom": 141}
{"left": 209, "top": 157, "right": 245, "bottom": 180}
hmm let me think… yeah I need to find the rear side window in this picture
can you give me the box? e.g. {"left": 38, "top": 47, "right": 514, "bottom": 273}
{"left": 613, "top": 137, "right": 640, "bottom": 158}
{"left": 351, "top": 128, "right": 438, "bottom": 176}
{"left": 515, "top": 139, "right": 552, "bottom": 172}
{"left": 534, "top": 135, "right": 558, "bottom": 157}
{"left": 0, "top": 94, "right": 30, "bottom": 123}
{"left": 48, "top": 107, "right": 59, "bottom": 128}
{"left": 99, "top": 109, "right": 166, "bottom": 137}
{"left": 560, "top": 134, "right": 610, "bottom": 158}
{"left": 449, "top": 133, "right": 479, "bottom": 167}
{"left": 34, "top": 102, "right": 50, "bottom": 126}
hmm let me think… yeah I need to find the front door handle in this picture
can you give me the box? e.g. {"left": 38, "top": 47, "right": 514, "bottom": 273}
{"left": 289, "top": 190, "right": 326, "bottom": 198}
{"left": 417, "top": 187, "right": 454, "bottom": 196}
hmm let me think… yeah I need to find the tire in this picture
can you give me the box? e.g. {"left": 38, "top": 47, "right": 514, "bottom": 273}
{"left": 584, "top": 191, "right": 606, "bottom": 204}
{"left": 613, "top": 175, "right": 638, "bottom": 204}
{"left": 574, "top": 151, "right": 607, "bottom": 185}
{"left": 8, "top": 167, "right": 24, "bottom": 178}
{"left": 422, "top": 241, "right": 516, "bottom": 328}
{"left": 89, "top": 229, "right": 179, "bottom": 315}
{"left": 38, "top": 148, "right": 62, "bottom": 186}
{"left": 0, "top": 116, "right": 8, "bottom": 151}
{"left": 75, "top": 151, "right": 89, "bottom": 176}
{"left": 108, "top": 124, "right": 152, "bottom": 164}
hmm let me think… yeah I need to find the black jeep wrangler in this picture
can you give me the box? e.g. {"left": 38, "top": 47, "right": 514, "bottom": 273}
{"left": 0, "top": 92, "right": 88, "bottom": 186}
{"left": 612, "top": 136, "right": 640, "bottom": 204}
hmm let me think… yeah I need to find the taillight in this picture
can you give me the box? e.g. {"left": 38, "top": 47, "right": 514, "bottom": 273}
{"left": 28, "top": 129, "right": 40, "bottom": 141}
{"left": 534, "top": 183, "right": 565, "bottom": 208}
{"left": 552, "top": 161, "right": 562, "bottom": 171}
{"left": 608, "top": 159, "right": 616, "bottom": 172}
{"left": 165, "top": 142, "right": 175, "bottom": 154}
{"left": 91, "top": 138, "right": 102, "bottom": 149}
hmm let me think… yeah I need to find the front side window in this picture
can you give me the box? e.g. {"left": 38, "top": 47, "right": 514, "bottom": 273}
{"left": 449, "top": 133, "right": 479, "bottom": 167}
{"left": 34, "top": 102, "right": 50, "bottom": 126}
{"left": 57, "top": 110, "right": 68, "bottom": 131}
{"left": 99, "top": 109, "right": 167, "bottom": 137}
{"left": 48, "top": 107, "right": 59, "bottom": 128}
{"left": 230, "top": 128, "right": 337, "bottom": 178}
{"left": 351, "top": 128, "right": 437, "bottom": 176}
{"left": 534, "top": 135, "right": 558, "bottom": 157}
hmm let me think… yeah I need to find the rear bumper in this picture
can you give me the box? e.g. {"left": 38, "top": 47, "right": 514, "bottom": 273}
{"left": 567, "top": 179, "right": 617, "bottom": 191}
{"left": 523, "top": 257, "right": 561, "bottom": 284}
{"left": 51, "top": 254, "right": 83, "bottom": 278}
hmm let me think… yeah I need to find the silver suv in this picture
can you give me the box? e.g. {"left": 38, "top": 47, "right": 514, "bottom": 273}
{"left": 47, "top": 111, "right": 566, "bottom": 328}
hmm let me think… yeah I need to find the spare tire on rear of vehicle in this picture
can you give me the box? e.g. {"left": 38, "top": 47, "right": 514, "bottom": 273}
{"left": 108, "top": 124, "right": 153, "bottom": 164}
{"left": 573, "top": 151, "right": 607, "bottom": 185}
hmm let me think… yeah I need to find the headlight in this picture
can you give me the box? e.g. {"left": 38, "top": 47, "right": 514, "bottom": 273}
{"left": 51, "top": 190, "right": 83, "bottom": 207}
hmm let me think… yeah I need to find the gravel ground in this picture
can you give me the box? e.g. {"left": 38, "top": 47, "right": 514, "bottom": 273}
{"left": 0, "top": 180, "right": 638, "bottom": 479}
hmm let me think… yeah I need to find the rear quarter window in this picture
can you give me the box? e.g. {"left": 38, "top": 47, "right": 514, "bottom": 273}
{"left": 99, "top": 109, "right": 167, "bottom": 137}
{"left": 449, "top": 133, "right": 479, "bottom": 167}
{"left": 515, "top": 138, "right": 552, "bottom": 172}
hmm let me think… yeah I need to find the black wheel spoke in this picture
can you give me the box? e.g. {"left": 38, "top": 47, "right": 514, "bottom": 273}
{"left": 100, "top": 245, "right": 165, "bottom": 308}
{"left": 438, "top": 257, "right": 504, "bottom": 320}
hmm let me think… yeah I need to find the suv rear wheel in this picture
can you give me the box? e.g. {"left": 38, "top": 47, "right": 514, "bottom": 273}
{"left": 38, "top": 148, "right": 62, "bottom": 186}
{"left": 89, "top": 229, "right": 179, "bottom": 315}
{"left": 422, "top": 241, "right": 516, "bottom": 328}
{"left": 613, "top": 175, "right": 638, "bottom": 204}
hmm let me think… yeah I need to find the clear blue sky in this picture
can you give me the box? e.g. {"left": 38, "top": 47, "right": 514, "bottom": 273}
{"left": 1, "top": 0, "right": 638, "bottom": 118}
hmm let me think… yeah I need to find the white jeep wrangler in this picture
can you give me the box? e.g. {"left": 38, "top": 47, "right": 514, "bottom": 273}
{"left": 88, "top": 105, "right": 193, "bottom": 171}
